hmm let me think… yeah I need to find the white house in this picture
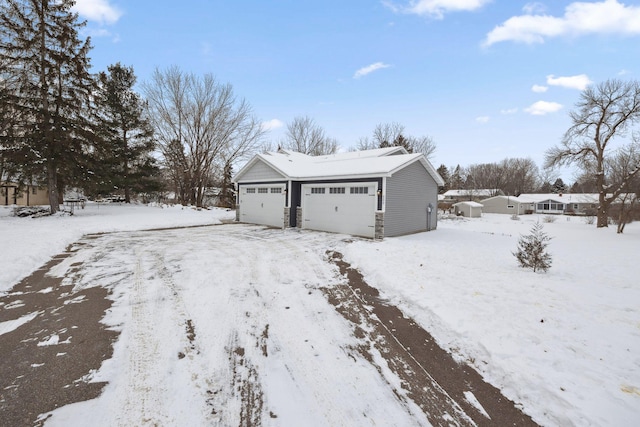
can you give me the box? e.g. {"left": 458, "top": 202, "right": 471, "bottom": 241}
{"left": 233, "top": 147, "right": 444, "bottom": 239}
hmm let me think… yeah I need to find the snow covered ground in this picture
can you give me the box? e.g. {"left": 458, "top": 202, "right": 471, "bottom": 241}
{"left": 1, "top": 203, "right": 638, "bottom": 426}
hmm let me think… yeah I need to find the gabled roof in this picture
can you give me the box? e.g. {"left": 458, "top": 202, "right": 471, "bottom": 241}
{"left": 234, "top": 148, "right": 444, "bottom": 185}
{"left": 480, "top": 195, "right": 534, "bottom": 204}
{"left": 453, "top": 201, "right": 483, "bottom": 208}
{"left": 443, "top": 189, "right": 502, "bottom": 197}
{"left": 518, "top": 193, "right": 593, "bottom": 203}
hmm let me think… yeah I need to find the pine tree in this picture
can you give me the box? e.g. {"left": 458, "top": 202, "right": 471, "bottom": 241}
{"left": 219, "top": 161, "right": 235, "bottom": 208}
{"left": 513, "top": 222, "right": 553, "bottom": 272}
{"left": 552, "top": 178, "right": 567, "bottom": 194}
{"left": 95, "top": 63, "right": 158, "bottom": 202}
{"left": 436, "top": 164, "right": 450, "bottom": 193}
{"left": 0, "top": 0, "right": 96, "bottom": 213}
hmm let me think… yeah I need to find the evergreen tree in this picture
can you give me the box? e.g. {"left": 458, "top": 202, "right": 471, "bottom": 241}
{"left": 436, "top": 164, "right": 450, "bottom": 193}
{"left": 552, "top": 178, "right": 567, "bottom": 194}
{"left": 0, "top": 0, "right": 96, "bottom": 213}
{"left": 95, "top": 63, "right": 158, "bottom": 202}
{"left": 219, "top": 161, "right": 235, "bottom": 208}
{"left": 513, "top": 222, "right": 553, "bottom": 273}
{"left": 450, "top": 165, "right": 463, "bottom": 189}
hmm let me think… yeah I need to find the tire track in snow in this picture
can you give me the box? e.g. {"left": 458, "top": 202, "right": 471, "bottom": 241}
{"left": 119, "top": 248, "right": 167, "bottom": 426}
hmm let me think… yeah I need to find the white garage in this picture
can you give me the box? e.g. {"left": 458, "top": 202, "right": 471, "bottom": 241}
{"left": 302, "top": 183, "right": 377, "bottom": 238}
{"left": 238, "top": 184, "right": 285, "bottom": 228}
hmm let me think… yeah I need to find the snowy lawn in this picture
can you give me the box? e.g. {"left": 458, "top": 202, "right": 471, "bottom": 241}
{"left": 0, "top": 202, "right": 235, "bottom": 293}
{"left": 1, "top": 206, "right": 638, "bottom": 426}
{"left": 343, "top": 213, "right": 640, "bottom": 426}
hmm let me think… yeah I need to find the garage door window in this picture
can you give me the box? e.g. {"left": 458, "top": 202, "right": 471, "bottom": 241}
{"left": 258, "top": 188, "right": 268, "bottom": 194}
{"left": 311, "top": 187, "right": 325, "bottom": 194}
{"left": 350, "top": 187, "right": 369, "bottom": 194}
{"left": 270, "top": 188, "right": 282, "bottom": 194}
{"left": 329, "top": 187, "right": 345, "bottom": 194}
{"left": 246, "top": 188, "right": 256, "bottom": 193}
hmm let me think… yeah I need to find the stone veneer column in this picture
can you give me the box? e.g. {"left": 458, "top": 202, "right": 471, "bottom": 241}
{"left": 296, "top": 207, "right": 302, "bottom": 229}
{"left": 235, "top": 204, "right": 240, "bottom": 222}
{"left": 283, "top": 207, "right": 290, "bottom": 228}
{"left": 375, "top": 211, "right": 384, "bottom": 240}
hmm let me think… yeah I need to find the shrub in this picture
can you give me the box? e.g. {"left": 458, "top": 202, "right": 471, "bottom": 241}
{"left": 510, "top": 214, "right": 520, "bottom": 221}
{"left": 513, "top": 222, "right": 552, "bottom": 273}
{"left": 542, "top": 215, "right": 557, "bottom": 223}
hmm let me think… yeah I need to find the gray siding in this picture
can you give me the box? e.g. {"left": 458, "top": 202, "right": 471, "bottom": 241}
{"left": 239, "top": 159, "right": 284, "bottom": 182}
{"left": 384, "top": 161, "right": 438, "bottom": 237}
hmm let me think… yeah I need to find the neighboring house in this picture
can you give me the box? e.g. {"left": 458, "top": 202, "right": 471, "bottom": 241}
{"left": 442, "top": 189, "right": 503, "bottom": 203}
{"left": 480, "top": 195, "right": 535, "bottom": 215}
{"left": 518, "top": 193, "right": 593, "bottom": 215}
{"left": 233, "top": 147, "right": 444, "bottom": 239}
{"left": 452, "top": 201, "right": 483, "bottom": 218}
{"left": 482, "top": 193, "right": 633, "bottom": 215}
{"left": 1, "top": 182, "right": 49, "bottom": 206}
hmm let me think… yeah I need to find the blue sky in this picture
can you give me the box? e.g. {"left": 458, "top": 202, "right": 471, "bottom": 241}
{"left": 73, "top": 0, "right": 640, "bottom": 180}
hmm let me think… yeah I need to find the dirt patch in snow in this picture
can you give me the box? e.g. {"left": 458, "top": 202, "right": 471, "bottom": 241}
{"left": 0, "top": 251, "right": 117, "bottom": 427}
{"left": 324, "top": 250, "right": 539, "bottom": 427}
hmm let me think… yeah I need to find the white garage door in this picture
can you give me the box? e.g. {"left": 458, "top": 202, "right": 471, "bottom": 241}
{"left": 302, "top": 183, "right": 377, "bottom": 238}
{"left": 239, "top": 184, "right": 286, "bottom": 228}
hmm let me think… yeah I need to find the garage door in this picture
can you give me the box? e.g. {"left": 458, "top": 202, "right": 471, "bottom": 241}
{"left": 302, "top": 183, "right": 377, "bottom": 238}
{"left": 239, "top": 184, "right": 286, "bottom": 228}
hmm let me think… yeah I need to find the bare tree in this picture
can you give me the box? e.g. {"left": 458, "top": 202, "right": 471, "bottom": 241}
{"left": 283, "top": 116, "right": 337, "bottom": 155}
{"left": 545, "top": 79, "right": 640, "bottom": 228}
{"left": 369, "top": 122, "right": 437, "bottom": 160}
{"left": 502, "top": 158, "right": 539, "bottom": 196}
{"left": 464, "top": 163, "right": 505, "bottom": 195}
{"left": 143, "top": 66, "right": 265, "bottom": 207}
{"left": 607, "top": 144, "right": 640, "bottom": 233}
{"left": 372, "top": 122, "right": 405, "bottom": 147}
{"left": 407, "top": 135, "right": 437, "bottom": 160}
{"left": 355, "top": 136, "right": 377, "bottom": 151}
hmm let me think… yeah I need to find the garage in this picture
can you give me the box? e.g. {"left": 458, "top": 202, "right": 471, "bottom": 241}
{"left": 302, "top": 183, "right": 377, "bottom": 238}
{"left": 238, "top": 184, "right": 285, "bottom": 228}
{"left": 234, "top": 147, "right": 444, "bottom": 239}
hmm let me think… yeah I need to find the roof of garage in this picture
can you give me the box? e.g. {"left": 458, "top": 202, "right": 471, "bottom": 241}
{"left": 235, "top": 148, "right": 444, "bottom": 185}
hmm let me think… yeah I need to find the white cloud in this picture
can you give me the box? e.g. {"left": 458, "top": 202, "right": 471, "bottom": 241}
{"left": 386, "top": 0, "right": 491, "bottom": 19}
{"left": 353, "top": 62, "right": 391, "bottom": 79}
{"left": 500, "top": 108, "right": 518, "bottom": 114}
{"left": 72, "top": 0, "right": 123, "bottom": 25}
{"left": 522, "top": 2, "right": 547, "bottom": 15}
{"left": 475, "top": 116, "right": 490, "bottom": 123}
{"left": 532, "top": 84, "right": 548, "bottom": 93}
{"left": 483, "top": 0, "right": 640, "bottom": 46}
{"left": 261, "top": 119, "right": 284, "bottom": 131}
{"left": 525, "top": 100, "right": 563, "bottom": 115}
{"left": 618, "top": 69, "right": 630, "bottom": 75}
{"left": 546, "top": 74, "right": 592, "bottom": 90}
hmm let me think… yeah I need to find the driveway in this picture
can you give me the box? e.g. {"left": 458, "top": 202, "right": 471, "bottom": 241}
{"left": 0, "top": 224, "right": 537, "bottom": 426}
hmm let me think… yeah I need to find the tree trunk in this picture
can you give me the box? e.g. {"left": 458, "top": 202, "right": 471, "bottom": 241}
{"left": 47, "top": 163, "right": 58, "bottom": 214}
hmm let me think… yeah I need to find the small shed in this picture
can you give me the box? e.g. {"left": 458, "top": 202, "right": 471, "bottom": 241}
{"left": 452, "top": 201, "right": 483, "bottom": 218}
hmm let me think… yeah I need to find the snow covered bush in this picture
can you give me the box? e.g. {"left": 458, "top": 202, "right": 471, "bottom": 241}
{"left": 513, "top": 221, "right": 552, "bottom": 272}
{"left": 542, "top": 215, "right": 557, "bottom": 223}
{"left": 510, "top": 213, "right": 520, "bottom": 221}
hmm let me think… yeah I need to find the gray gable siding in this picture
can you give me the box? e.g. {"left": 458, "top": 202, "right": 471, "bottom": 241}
{"left": 239, "top": 159, "right": 285, "bottom": 182}
{"left": 384, "top": 161, "right": 438, "bottom": 237}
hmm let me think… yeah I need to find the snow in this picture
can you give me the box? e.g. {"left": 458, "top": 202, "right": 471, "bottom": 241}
{"left": 238, "top": 148, "right": 444, "bottom": 184}
{"left": 1, "top": 204, "right": 638, "bottom": 426}
{"left": 0, "top": 202, "right": 235, "bottom": 293}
